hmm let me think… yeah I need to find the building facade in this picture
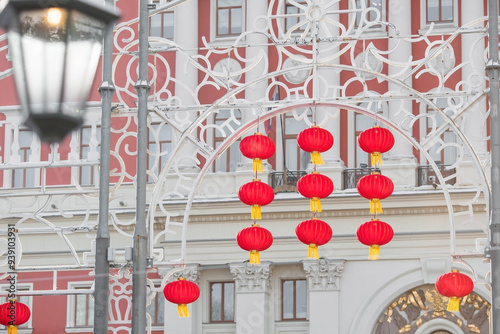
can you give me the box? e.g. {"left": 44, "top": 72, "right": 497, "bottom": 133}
{"left": 0, "top": 0, "right": 495, "bottom": 333}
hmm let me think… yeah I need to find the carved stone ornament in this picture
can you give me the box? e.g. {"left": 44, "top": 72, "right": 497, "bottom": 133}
{"left": 302, "top": 258, "right": 344, "bottom": 291}
{"left": 159, "top": 264, "right": 200, "bottom": 284}
{"left": 229, "top": 262, "right": 272, "bottom": 293}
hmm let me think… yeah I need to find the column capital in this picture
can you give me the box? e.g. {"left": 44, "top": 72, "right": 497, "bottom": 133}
{"left": 229, "top": 262, "right": 272, "bottom": 293}
{"left": 158, "top": 264, "right": 200, "bottom": 284}
{"left": 302, "top": 258, "right": 344, "bottom": 291}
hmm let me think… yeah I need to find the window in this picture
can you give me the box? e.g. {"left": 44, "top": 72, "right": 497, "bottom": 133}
{"left": 216, "top": 0, "right": 243, "bottom": 37}
{"left": 426, "top": 0, "right": 453, "bottom": 24}
{"left": 147, "top": 122, "right": 172, "bottom": 183}
{"left": 79, "top": 126, "right": 100, "bottom": 186}
{"left": 281, "top": 279, "right": 306, "bottom": 320}
{"left": 12, "top": 129, "right": 35, "bottom": 188}
{"left": 210, "top": 282, "right": 234, "bottom": 322}
{"left": 355, "top": 0, "right": 382, "bottom": 27}
{"left": 213, "top": 109, "right": 241, "bottom": 172}
{"left": 147, "top": 288, "right": 164, "bottom": 326}
{"left": 283, "top": 109, "right": 311, "bottom": 171}
{"left": 150, "top": 11, "right": 174, "bottom": 39}
{"left": 285, "top": 1, "right": 307, "bottom": 32}
{"left": 67, "top": 284, "right": 94, "bottom": 328}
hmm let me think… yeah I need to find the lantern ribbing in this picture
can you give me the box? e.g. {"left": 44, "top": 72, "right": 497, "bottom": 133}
{"left": 435, "top": 270, "right": 474, "bottom": 312}
{"left": 0, "top": 301, "right": 31, "bottom": 334}
{"left": 163, "top": 278, "right": 200, "bottom": 317}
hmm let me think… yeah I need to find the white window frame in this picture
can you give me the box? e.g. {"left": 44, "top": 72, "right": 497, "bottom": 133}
{"left": 350, "top": 0, "right": 387, "bottom": 36}
{"left": 210, "top": 0, "right": 246, "bottom": 44}
{"left": 0, "top": 283, "right": 34, "bottom": 334}
{"left": 419, "top": 0, "right": 459, "bottom": 34}
{"left": 65, "top": 282, "right": 94, "bottom": 333}
{"left": 146, "top": 280, "right": 165, "bottom": 330}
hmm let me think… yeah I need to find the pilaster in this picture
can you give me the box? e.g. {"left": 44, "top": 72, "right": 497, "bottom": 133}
{"left": 230, "top": 262, "right": 272, "bottom": 334}
{"left": 302, "top": 259, "right": 344, "bottom": 334}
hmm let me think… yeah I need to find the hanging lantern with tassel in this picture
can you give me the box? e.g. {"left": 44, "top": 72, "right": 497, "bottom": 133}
{"left": 356, "top": 173, "right": 394, "bottom": 214}
{"left": 0, "top": 301, "right": 30, "bottom": 334}
{"left": 435, "top": 270, "right": 474, "bottom": 312}
{"left": 239, "top": 133, "right": 276, "bottom": 173}
{"left": 356, "top": 218, "right": 393, "bottom": 260}
{"left": 238, "top": 179, "right": 274, "bottom": 219}
{"left": 297, "top": 126, "right": 334, "bottom": 165}
{"left": 297, "top": 172, "right": 334, "bottom": 212}
{"left": 163, "top": 277, "right": 200, "bottom": 317}
{"left": 237, "top": 223, "right": 273, "bottom": 264}
{"left": 357, "top": 126, "right": 395, "bottom": 166}
{"left": 295, "top": 218, "right": 333, "bottom": 259}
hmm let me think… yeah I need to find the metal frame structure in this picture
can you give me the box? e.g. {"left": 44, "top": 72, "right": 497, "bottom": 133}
{"left": 0, "top": 0, "right": 498, "bottom": 333}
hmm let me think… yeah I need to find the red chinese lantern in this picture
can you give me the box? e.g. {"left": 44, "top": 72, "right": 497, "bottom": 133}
{"left": 239, "top": 133, "right": 275, "bottom": 173}
{"left": 163, "top": 278, "right": 200, "bottom": 317}
{"left": 356, "top": 173, "right": 394, "bottom": 214}
{"left": 356, "top": 218, "right": 393, "bottom": 260}
{"left": 0, "top": 301, "right": 31, "bottom": 334}
{"left": 238, "top": 179, "right": 274, "bottom": 219}
{"left": 297, "top": 126, "right": 334, "bottom": 165}
{"left": 358, "top": 126, "right": 395, "bottom": 166}
{"left": 297, "top": 172, "right": 334, "bottom": 212}
{"left": 237, "top": 223, "right": 273, "bottom": 264}
{"left": 435, "top": 270, "right": 474, "bottom": 312}
{"left": 295, "top": 218, "right": 333, "bottom": 259}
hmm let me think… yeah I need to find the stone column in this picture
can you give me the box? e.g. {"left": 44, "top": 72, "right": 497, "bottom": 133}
{"left": 229, "top": 262, "right": 272, "bottom": 334}
{"left": 302, "top": 259, "right": 344, "bottom": 334}
{"left": 235, "top": 0, "right": 271, "bottom": 186}
{"left": 173, "top": 1, "right": 199, "bottom": 174}
{"left": 457, "top": 0, "right": 488, "bottom": 185}
{"left": 161, "top": 264, "right": 200, "bottom": 334}
{"left": 384, "top": 0, "right": 418, "bottom": 188}
{"left": 313, "top": 1, "right": 345, "bottom": 189}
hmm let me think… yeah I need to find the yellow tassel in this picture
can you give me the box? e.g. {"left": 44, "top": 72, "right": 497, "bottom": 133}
{"left": 251, "top": 205, "right": 262, "bottom": 220}
{"left": 368, "top": 245, "right": 380, "bottom": 260}
{"left": 253, "top": 158, "right": 263, "bottom": 173}
{"left": 447, "top": 297, "right": 460, "bottom": 312}
{"left": 371, "top": 152, "right": 381, "bottom": 167}
{"left": 310, "top": 197, "right": 322, "bottom": 212}
{"left": 311, "top": 152, "right": 324, "bottom": 165}
{"left": 177, "top": 304, "right": 190, "bottom": 317}
{"left": 249, "top": 250, "right": 260, "bottom": 264}
{"left": 370, "top": 199, "right": 382, "bottom": 214}
{"left": 308, "top": 244, "right": 319, "bottom": 259}
{"left": 7, "top": 326, "right": 16, "bottom": 334}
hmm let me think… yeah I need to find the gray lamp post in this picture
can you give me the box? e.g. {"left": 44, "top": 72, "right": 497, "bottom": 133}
{"left": 0, "top": 0, "right": 120, "bottom": 143}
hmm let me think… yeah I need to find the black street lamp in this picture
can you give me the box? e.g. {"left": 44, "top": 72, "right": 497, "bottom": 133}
{"left": 0, "top": 0, "right": 120, "bottom": 143}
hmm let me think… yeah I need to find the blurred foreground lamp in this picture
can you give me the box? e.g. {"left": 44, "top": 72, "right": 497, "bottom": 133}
{"left": 0, "top": 0, "right": 120, "bottom": 143}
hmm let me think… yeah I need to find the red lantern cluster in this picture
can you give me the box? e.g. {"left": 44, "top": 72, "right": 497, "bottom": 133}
{"left": 357, "top": 126, "right": 394, "bottom": 167}
{"left": 295, "top": 218, "right": 332, "bottom": 259}
{"left": 164, "top": 278, "right": 200, "bottom": 318}
{"left": 237, "top": 132, "right": 275, "bottom": 264}
{"left": 297, "top": 126, "right": 334, "bottom": 165}
{"left": 356, "top": 219, "right": 393, "bottom": 260}
{"left": 240, "top": 133, "right": 275, "bottom": 173}
{"left": 435, "top": 270, "right": 474, "bottom": 312}
{"left": 0, "top": 301, "right": 30, "bottom": 334}
{"left": 356, "top": 125, "right": 396, "bottom": 260}
{"left": 295, "top": 126, "right": 335, "bottom": 259}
